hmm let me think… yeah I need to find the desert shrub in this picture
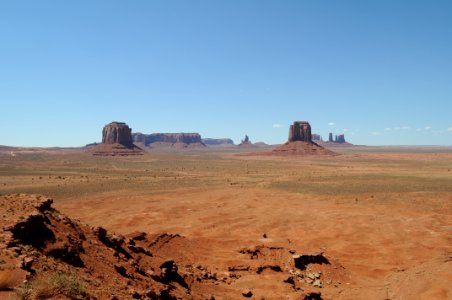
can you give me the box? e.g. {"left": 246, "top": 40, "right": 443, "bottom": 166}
{"left": 15, "top": 271, "right": 86, "bottom": 299}
{"left": 49, "top": 272, "right": 85, "bottom": 296}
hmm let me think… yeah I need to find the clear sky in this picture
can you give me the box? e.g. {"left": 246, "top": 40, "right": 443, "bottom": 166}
{"left": 1, "top": 0, "right": 451, "bottom": 147}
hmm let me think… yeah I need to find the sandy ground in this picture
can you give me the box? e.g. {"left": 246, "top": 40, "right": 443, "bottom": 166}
{"left": 1, "top": 146, "right": 451, "bottom": 299}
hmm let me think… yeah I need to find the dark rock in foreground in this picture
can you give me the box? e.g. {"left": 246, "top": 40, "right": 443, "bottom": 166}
{"left": 0, "top": 194, "right": 344, "bottom": 299}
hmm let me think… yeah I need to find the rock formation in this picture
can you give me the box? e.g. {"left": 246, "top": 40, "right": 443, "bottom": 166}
{"left": 102, "top": 122, "right": 133, "bottom": 147}
{"left": 335, "top": 134, "right": 346, "bottom": 144}
{"left": 312, "top": 134, "right": 322, "bottom": 141}
{"left": 273, "top": 121, "right": 336, "bottom": 155}
{"left": 147, "top": 133, "right": 202, "bottom": 144}
{"left": 132, "top": 133, "right": 206, "bottom": 148}
{"left": 317, "top": 133, "right": 352, "bottom": 147}
{"left": 0, "top": 193, "right": 345, "bottom": 299}
{"left": 325, "top": 133, "right": 347, "bottom": 144}
{"left": 288, "top": 121, "right": 312, "bottom": 142}
{"left": 89, "top": 122, "right": 144, "bottom": 156}
{"left": 202, "top": 138, "right": 235, "bottom": 146}
{"left": 238, "top": 135, "right": 256, "bottom": 148}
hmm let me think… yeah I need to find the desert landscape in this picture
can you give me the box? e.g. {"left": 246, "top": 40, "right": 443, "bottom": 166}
{"left": 2, "top": 1, "right": 451, "bottom": 299}
{"left": 1, "top": 136, "right": 451, "bottom": 299}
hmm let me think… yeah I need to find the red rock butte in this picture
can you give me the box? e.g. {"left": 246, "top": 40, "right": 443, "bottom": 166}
{"left": 289, "top": 121, "right": 312, "bottom": 142}
{"left": 102, "top": 122, "right": 134, "bottom": 147}
{"left": 273, "top": 121, "right": 336, "bottom": 156}
{"left": 89, "top": 122, "right": 144, "bottom": 156}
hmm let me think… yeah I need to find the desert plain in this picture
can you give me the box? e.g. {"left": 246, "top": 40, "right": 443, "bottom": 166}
{"left": 1, "top": 146, "right": 451, "bottom": 299}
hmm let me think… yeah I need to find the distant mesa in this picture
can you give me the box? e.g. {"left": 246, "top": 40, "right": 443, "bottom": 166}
{"left": 133, "top": 132, "right": 206, "bottom": 149}
{"left": 314, "top": 132, "right": 352, "bottom": 147}
{"left": 272, "top": 121, "right": 336, "bottom": 155}
{"left": 84, "top": 142, "right": 99, "bottom": 148}
{"left": 202, "top": 138, "right": 235, "bottom": 146}
{"left": 90, "top": 122, "right": 144, "bottom": 156}
{"left": 312, "top": 132, "right": 351, "bottom": 146}
{"left": 254, "top": 141, "right": 270, "bottom": 147}
{"left": 312, "top": 134, "right": 322, "bottom": 142}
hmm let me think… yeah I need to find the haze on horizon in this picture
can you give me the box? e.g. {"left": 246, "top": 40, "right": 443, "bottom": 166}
{"left": 1, "top": 1, "right": 451, "bottom": 147}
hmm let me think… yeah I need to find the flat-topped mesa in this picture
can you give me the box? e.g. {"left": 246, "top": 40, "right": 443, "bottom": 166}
{"left": 102, "top": 122, "right": 133, "bottom": 148}
{"left": 147, "top": 133, "right": 202, "bottom": 144}
{"left": 132, "top": 133, "right": 204, "bottom": 145}
{"left": 202, "top": 138, "right": 235, "bottom": 146}
{"left": 288, "top": 121, "right": 312, "bottom": 143}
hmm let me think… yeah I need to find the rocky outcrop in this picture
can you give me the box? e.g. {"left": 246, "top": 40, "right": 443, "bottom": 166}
{"left": 0, "top": 194, "right": 196, "bottom": 298}
{"left": 202, "top": 138, "right": 235, "bottom": 146}
{"left": 132, "top": 133, "right": 206, "bottom": 148}
{"left": 273, "top": 121, "right": 336, "bottom": 156}
{"left": 0, "top": 194, "right": 346, "bottom": 299}
{"left": 102, "top": 122, "right": 133, "bottom": 147}
{"left": 288, "top": 121, "right": 312, "bottom": 142}
{"left": 90, "top": 122, "right": 144, "bottom": 156}
{"left": 239, "top": 135, "right": 257, "bottom": 148}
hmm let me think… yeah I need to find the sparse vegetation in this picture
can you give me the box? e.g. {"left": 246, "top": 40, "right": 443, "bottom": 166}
{"left": 15, "top": 271, "right": 86, "bottom": 299}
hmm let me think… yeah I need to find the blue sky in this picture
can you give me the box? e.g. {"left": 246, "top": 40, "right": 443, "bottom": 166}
{"left": 1, "top": 0, "right": 451, "bottom": 146}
